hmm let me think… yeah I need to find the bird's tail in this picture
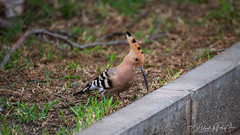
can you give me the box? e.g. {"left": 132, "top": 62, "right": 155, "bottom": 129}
{"left": 73, "top": 86, "right": 90, "bottom": 96}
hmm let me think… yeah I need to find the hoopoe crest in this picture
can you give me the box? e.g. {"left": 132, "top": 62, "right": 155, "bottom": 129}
{"left": 73, "top": 31, "right": 148, "bottom": 101}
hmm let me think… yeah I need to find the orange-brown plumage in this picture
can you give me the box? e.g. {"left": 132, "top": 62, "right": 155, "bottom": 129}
{"left": 73, "top": 31, "right": 148, "bottom": 101}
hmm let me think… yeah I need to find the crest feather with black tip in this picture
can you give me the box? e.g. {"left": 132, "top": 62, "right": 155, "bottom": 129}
{"left": 126, "top": 31, "right": 144, "bottom": 65}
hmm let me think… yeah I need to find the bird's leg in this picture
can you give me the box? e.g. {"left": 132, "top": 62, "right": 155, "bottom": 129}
{"left": 101, "top": 90, "right": 107, "bottom": 102}
{"left": 117, "top": 93, "right": 124, "bottom": 102}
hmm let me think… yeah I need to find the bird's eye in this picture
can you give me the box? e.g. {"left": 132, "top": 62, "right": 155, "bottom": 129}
{"left": 135, "top": 58, "right": 138, "bottom": 61}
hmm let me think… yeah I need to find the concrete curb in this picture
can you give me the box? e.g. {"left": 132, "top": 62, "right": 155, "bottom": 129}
{"left": 78, "top": 42, "right": 240, "bottom": 135}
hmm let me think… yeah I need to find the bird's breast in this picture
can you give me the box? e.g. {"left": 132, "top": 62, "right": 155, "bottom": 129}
{"left": 110, "top": 67, "right": 136, "bottom": 93}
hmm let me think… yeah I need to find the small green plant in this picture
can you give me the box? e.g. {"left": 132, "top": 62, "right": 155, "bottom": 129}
{"left": 208, "top": 0, "right": 236, "bottom": 20}
{"left": 81, "top": 45, "right": 102, "bottom": 56}
{"left": 142, "top": 48, "right": 152, "bottom": 55}
{"left": 58, "top": 0, "right": 77, "bottom": 19}
{"left": 59, "top": 109, "right": 66, "bottom": 124}
{"left": 135, "top": 30, "right": 147, "bottom": 41}
{"left": 174, "top": 0, "right": 200, "bottom": 4}
{"left": 57, "top": 126, "right": 72, "bottom": 135}
{"left": 99, "top": 0, "right": 147, "bottom": 17}
{"left": 158, "top": 76, "right": 164, "bottom": 85}
{"left": 162, "top": 19, "right": 175, "bottom": 31}
{"left": 19, "top": 56, "right": 30, "bottom": 71}
{"left": 147, "top": 14, "right": 158, "bottom": 35}
{"left": 98, "top": 65, "right": 104, "bottom": 73}
{"left": 23, "top": 57, "right": 29, "bottom": 69}
{"left": 42, "top": 127, "right": 49, "bottom": 135}
{"left": 2, "top": 51, "right": 21, "bottom": 70}
{"left": 0, "top": 18, "right": 22, "bottom": 44}
{"left": 70, "top": 26, "right": 84, "bottom": 37}
{"left": 37, "top": 48, "right": 52, "bottom": 61}
{"left": 71, "top": 96, "right": 119, "bottom": 132}
{"left": 1, "top": 115, "right": 20, "bottom": 135}
{"left": 106, "top": 53, "right": 117, "bottom": 69}
{"left": 1, "top": 79, "right": 19, "bottom": 90}
{"left": 93, "top": 2, "right": 110, "bottom": 17}
{"left": 45, "top": 70, "right": 50, "bottom": 84}
{"left": 1, "top": 115, "right": 10, "bottom": 135}
{"left": 80, "top": 64, "right": 87, "bottom": 69}
{"left": 16, "top": 101, "right": 40, "bottom": 122}
{"left": 60, "top": 70, "right": 81, "bottom": 92}
{"left": 11, "top": 122, "right": 20, "bottom": 135}
{"left": 0, "top": 97, "right": 12, "bottom": 112}
{"left": 26, "top": 0, "right": 53, "bottom": 16}
{"left": 41, "top": 98, "right": 61, "bottom": 119}
{"left": 69, "top": 61, "right": 79, "bottom": 69}
{"left": 15, "top": 98, "right": 61, "bottom": 123}
{"left": 197, "top": 49, "right": 218, "bottom": 60}
{"left": 42, "top": 48, "right": 52, "bottom": 61}
{"left": 158, "top": 67, "right": 181, "bottom": 85}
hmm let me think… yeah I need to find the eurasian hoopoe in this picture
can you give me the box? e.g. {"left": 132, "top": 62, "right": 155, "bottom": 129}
{"left": 73, "top": 31, "right": 148, "bottom": 101}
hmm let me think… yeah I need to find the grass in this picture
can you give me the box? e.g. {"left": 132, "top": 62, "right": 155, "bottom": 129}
{"left": 37, "top": 48, "right": 52, "bottom": 62}
{"left": 106, "top": 53, "right": 118, "bottom": 69}
{"left": 16, "top": 101, "right": 40, "bottom": 122}
{"left": 70, "top": 26, "right": 84, "bottom": 37}
{"left": 97, "top": 52, "right": 118, "bottom": 73}
{"left": 71, "top": 96, "right": 119, "bottom": 132}
{"left": 142, "top": 48, "right": 152, "bottom": 55}
{"left": 59, "top": 109, "right": 67, "bottom": 124}
{"left": 69, "top": 61, "right": 79, "bottom": 69}
{"left": 174, "top": 0, "right": 201, "bottom": 4}
{"left": 26, "top": 0, "right": 53, "bottom": 16}
{"left": 98, "top": 0, "right": 147, "bottom": 17}
{"left": 1, "top": 115, "right": 10, "bottom": 135}
{"left": 21, "top": 57, "right": 30, "bottom": 70}
{"left": 45, "top": 70, "right": 50, "bottom": 84}
{"left": 59, "top": 69, "right": 82, "bottom": 93}
{"left": 0, "top": 98, "right": 60, "bottom": 134}
{"left": 158, "top": 67, "right": 181, "bottom": 86}
{"left": 93, "top": 2, "right": 110, "bottom": 18}
{"left": 81, "top": 45, "right": 103, "bottom": 56}
{"left": 0, "top": 79, "right": 120, "bottom": 134}
{"left": 1, "top": 79, "right": 19, "bottom": 90}
{"left": 14, "top": 98, "right": 61, "bottom": 122}
{"left": 41, "top": 98, "right": 61, "bottom": 119}
{"left": 57, "top": 126, "right": 72, "bottom": 135}
{"left": 208, "top": 0, "right": 236, "bottom": 21}
{"left": 0, "top": 18, "right": 22, "bottom": 44}
{"left": 58, "top": 0, "right": 77, "bottom": 19}
{"left": 0, "top": 97, "right": 12, "bottom": 112}
{"left": 1, "top": 51, "right": 21, "bottom": 71}
{"left": 197, "top": 49, "right": 218, "bottom": 60}
{"left": 1, "top": 115, "right": 20, "bottom": 135}
{"left": 135, "top": 30, "right": 147, "bottom": 41}
{"left": 147, "top": 14, "right": 159, "bottom": 35}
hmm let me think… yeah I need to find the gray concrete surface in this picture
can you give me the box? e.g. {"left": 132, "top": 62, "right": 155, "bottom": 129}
{"left": 78, "top": 42, "right": 240, "bottom": 135}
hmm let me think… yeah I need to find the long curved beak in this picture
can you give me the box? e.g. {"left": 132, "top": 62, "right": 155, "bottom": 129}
{"left": 140, "top": 65, "right": 149, "bottom": 92}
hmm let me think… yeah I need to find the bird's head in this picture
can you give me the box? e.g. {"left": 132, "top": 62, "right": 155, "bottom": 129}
{"left": 126, "top": 31, "right": 144, "bottom": 67}
{"left": 125, "top": 31, "right": 148, "bottom": 91}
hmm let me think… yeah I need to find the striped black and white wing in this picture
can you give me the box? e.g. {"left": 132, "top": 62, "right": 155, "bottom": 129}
{"left": 73, "top": 69, "right": 114, "bottom": 96}
{"left": 85, "top": 69, "right": 113, "bottom": 91}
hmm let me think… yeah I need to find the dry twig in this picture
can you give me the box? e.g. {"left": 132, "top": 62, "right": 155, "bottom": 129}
{"left": 1, "top": 29, "right": 73, "bottom": 68}
{"left": 1, "top": 28, "right": 166, "bottom": 69}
